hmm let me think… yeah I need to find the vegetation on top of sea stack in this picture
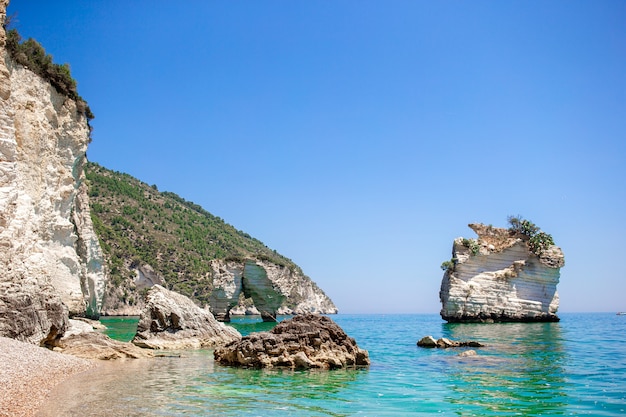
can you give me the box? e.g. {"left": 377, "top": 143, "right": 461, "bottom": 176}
{"left": 440, "top": 216, "right": 557, "bottom": 271}
{"left": 507, "top": 215, "right": 555, "bottom": 256}
{"left": 3, "top": 21, "right": 94, "bottom": 122}
{"left": 85, "top": 162, "right": 300, "bottom": 306}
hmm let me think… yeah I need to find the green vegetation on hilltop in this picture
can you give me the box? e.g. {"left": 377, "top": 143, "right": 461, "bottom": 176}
{"left": 85, "top": 162, "right": 299, "bottom": 307}
{"left": 3, "top": 23, "right": 94, "bottom": 122}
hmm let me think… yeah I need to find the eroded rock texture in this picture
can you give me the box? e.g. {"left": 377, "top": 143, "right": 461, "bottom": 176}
{"left": 0, "top": 3, "right": 105, "bottom": 345}
{"left": 417, "top": 335, "right": 484, "bottom": 348}
{"left": 439, "top": 223, "right": 564, "bottom": 322}
{"left": 54, "top": 320, "right": 152, "bottom": 360}
{"left": 210, "top": 259, "right": 338, "bottom": 321}
{"left": 214, "top": 314, "right": 370, "bottom": 369}
{"left": 132, "top": 285, "right": 241, "bottom": 350}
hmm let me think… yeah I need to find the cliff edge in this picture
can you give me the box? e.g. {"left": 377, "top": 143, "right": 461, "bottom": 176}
{"left": 0, "top": 1, "right": 105, "bottom": 344}
{"left": 439, "top": 220, "right": 564, "bottom": 322}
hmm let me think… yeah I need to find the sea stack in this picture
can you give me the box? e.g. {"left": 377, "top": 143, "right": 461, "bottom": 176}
{"left": 439, "top": 219, "right": 564, "bottom": 322}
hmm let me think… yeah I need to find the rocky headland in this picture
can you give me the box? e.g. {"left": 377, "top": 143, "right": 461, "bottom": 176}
{"left": 439, "top": 220, "right": 564, "bottom": 322}
{"left": 209, "top": 258, "right": 338, "bottom": 321}
{"left": 86, "top": 162, "right": 338, "bottom": 321}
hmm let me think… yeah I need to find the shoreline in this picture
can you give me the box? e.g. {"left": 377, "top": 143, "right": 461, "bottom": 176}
{"left": 0, "top": 337, "right": 95, "bottom": 417}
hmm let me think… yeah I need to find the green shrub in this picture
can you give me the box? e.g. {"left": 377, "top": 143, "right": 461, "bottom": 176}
{"left": 441, "top": 259, "right": 456, "bottom": 271}
{"left": 528, "top": 231, "right": 554, "bottom": 256}
{"left": 461, "top": 238, "right": 480, "bottom": 256}
{"left": 4, "top": 27, "right": 94, "bottom": 123}
{"left": 507, "top": 215, "right": 554, "bottom": 256}
{"left": 507, "top": 215, "right": 540, "bottom": 237}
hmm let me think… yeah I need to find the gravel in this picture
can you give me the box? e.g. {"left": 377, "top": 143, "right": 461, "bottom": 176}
{"left": 0, "top": 337, "right": 94, "bottom": 417}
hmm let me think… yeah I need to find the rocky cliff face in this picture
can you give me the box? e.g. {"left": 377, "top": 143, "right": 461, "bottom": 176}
{"left": 101, "top": 257, "right": 337, "bottom": 319}
{"left": 0, "top": 2, "right": 105, "bottom": 344}
{"left": 210, "top": 259, "right": 338, "bottom": 321}
{"left": 439, "top": 223, "right": 564, "bottom": 322}
{"left": 86, "top": 162, "right": 337, "bottom": 318}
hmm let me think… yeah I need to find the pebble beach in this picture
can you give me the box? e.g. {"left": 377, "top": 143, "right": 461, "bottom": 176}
{"left": 0, "top": 337, "right": 94, "bottom": 417}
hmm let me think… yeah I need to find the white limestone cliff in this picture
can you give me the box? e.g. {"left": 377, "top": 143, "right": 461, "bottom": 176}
{"left": 210, "top": 259, "right": 338, "bottom": 320}
{"left": 439, "top": 223, "right": 564, "bottom": 322}
{"left": 0, "top": 1, "right": 105, "bottom": 344}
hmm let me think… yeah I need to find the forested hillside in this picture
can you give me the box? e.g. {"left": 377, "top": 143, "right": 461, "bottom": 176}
{"left": 85, "top": 162, "right": 302, "bottom": 311}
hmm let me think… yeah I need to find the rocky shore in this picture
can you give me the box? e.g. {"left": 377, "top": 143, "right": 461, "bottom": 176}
{"left": 0, "top": 337, "right": 95, "bottom": 417}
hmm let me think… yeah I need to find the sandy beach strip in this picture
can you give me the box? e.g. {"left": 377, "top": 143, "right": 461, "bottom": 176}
{"left": 0, "top": 337, "right": 95, "bottom": 417}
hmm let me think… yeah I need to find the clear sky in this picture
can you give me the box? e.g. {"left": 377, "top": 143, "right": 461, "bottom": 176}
{"left": 7, "top": 0, "right": 625, "bottom": 314}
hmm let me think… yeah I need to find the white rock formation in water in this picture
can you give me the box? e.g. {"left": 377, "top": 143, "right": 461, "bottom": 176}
{"left": 439, "top": 223, "right": 564, "bottom": 322}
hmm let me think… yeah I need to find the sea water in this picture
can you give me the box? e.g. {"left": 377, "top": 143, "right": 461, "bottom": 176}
{"left": 39, "top": 313, "right": 626, "bottom": 416}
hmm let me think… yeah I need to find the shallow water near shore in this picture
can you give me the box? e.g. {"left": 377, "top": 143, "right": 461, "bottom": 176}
{"left": 39, "top": 313, "right": 626, "bottom": 416}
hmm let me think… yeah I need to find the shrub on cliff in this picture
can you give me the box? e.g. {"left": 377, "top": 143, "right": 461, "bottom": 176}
{"left": 507, "top": 215, "right": 539, "bottom": 237}
{"left": 440, "top": 259, "right": 456, "bottom": 271}
{"left": 461, "top": 238, "right": 480, "bottom": 255}
{"left": 4, "top": 26, "right": 94, "bottom": 122}
{"left": 527, "top": 231, "right": 555, "bottom": 256}
{"left": 507, "top": 215, "right": 555, "bottom": 256}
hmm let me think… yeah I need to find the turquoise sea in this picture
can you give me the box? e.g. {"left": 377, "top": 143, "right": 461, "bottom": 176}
{"left": 40, "top": 313, "right": 625, "bottom": 416}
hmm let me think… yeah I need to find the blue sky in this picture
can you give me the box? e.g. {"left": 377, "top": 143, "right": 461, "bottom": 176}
{"left": 8, "top": 1, "right": 625, "bottom": 314}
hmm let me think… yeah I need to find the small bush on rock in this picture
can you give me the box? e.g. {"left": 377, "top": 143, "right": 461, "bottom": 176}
{"left": 507, "top": 215, "right": 554, "bottom": 256}
{"left": 461, "top": 238, "right": 480, "bottom": 255}
{"left": 441, "top": 259, "right": 456, "bottom": 271}
{"left": 4, "top": 27, "right": 94, "bottom": 122}
{"left": 528, "top": 231, "right": 555, "bottom": 256}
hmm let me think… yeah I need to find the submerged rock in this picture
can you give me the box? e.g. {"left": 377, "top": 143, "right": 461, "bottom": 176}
{"left": 416, "top": 336, "right": 437, "bottom": 347}
{"left": 439, "top": 222, "right": 564, "bottom": 323}
{"left": 417, "top": 336, "right": 484, "bottom": 348}
{"left": 56, "top": 332, "right": 152, "bottom": 360}
{"left": 214, "top": 314, "right": 370, "bottom": 369}
{"left": 47, "top": 319, "right": 151, "bottom": 359}
{"left": 132, "top": 285, "right": 241, "bottom": 350}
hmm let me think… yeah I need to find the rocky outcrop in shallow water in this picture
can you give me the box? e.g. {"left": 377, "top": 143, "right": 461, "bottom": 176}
{"left": 439, "top": 223, "right": 564, "bottom": 323}
{"left": 132, "top": 285, "right": 241, "bottom": 350}
{"left": 214, "top": 314, "right": 370, "bottom": 369}
{"left": 417, "top": 336, "right": 484, "bottom": 348}
{"left": 54, "top": 320, "right": 151, "bottom": 359}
